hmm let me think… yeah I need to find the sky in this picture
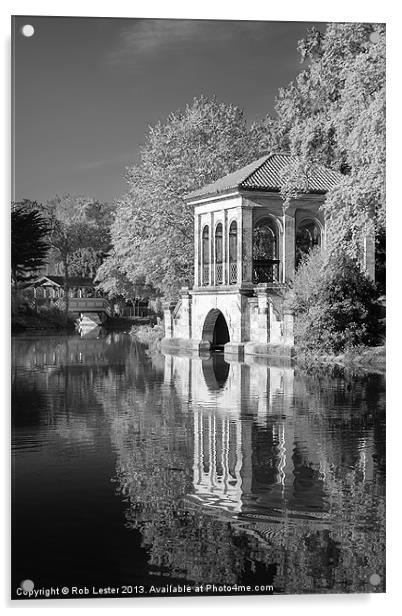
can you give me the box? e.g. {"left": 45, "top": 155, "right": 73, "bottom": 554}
{"left": 12, "top": 16, "right": 324, "bottom": 205}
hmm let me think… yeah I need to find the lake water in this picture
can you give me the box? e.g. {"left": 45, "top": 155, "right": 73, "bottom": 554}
{"left": 11, "top": 332, "right": 385, "bottom": 598}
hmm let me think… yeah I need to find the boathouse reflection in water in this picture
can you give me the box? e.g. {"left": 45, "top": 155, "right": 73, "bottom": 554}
{"left": 12, "top": 335, "right": 385, "bottom": 594}
{"left": 164, "top": 352, "right": 298, "bottom": 516}
{"left": 163, "top": 351, "right": 377, "bottom": 522}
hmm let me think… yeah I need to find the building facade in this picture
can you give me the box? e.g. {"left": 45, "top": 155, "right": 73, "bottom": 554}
{"left": 162, "top": 153, "right": 367, "bottom": 358}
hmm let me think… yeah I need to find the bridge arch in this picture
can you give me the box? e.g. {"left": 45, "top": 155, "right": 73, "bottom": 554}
{"left": 202, "top": 309, "right": 230, "bottom": 349}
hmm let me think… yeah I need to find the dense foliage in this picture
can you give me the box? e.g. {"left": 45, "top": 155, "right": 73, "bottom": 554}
{"left": 43, "top": 194, "right": 113, "bottom": 279}
{"left": 11, "top": 201, "right": 50, "bottom": 285}
{"left": 276, "top": 23, "right": 385, "bottom": 262}
{"left": 292, "top": 248, "right": 381, "bottom": 353}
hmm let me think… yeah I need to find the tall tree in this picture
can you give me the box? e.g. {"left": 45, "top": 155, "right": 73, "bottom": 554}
{"left": 43, "top": 194, "right": 113, "bottom": 309}
{"left": 275, "top": 23, "right": 385, "bottom": 268}
{"left": 11, "top": 201, "right": 49, "bottom": 286}
{"left": 102, "top": 96, "right": 281, "bottom": 299}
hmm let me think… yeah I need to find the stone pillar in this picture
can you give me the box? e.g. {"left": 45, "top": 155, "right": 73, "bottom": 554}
{"left": 163, "top": 301, "right": 177, "bottom": 339}
{"left": 209, "top": 211, "right": 214, "bottom": 286}
{"left": 194, "top": 213, "right": 200, "bottom": 287}
{"left": 223, "top": 209, "right": 228, "bottom": 285}
{"left": 283, "top": 212, "right": 296, "bottom": 284}
{"left": 241, "top": 206, "right": 253, "bottom": 284}
{"left": 179, "top": 287, "right": 192, "bottom": 339}
{"left": 283, "top": 309, "right": 294, "bottom": 347}
{"left": 256, "top": 285, "right": 270, "bottom": 343}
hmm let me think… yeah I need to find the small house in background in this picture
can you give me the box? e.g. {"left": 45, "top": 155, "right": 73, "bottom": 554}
{"left": 30, "top": 275, "right": 99, "bottom": 304}
{"left": 162, "top": 152, "right": 369, "bottom": 359}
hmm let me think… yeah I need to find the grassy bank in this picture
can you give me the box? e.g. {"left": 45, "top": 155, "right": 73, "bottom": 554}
{"left": 294, "top": 345, "right": 386, "bottom": 374}
{"left": 130, "top": 322, "right": 165, "bottom": 353}
{"left": 102, "top": 316, "right": 156, "bottom": 331}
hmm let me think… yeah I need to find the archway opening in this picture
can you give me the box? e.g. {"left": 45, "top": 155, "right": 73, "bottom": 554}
{"left": 253, "top": 217, "right": 279, "bottom": 283}
{"left": 202, "top": 309, "right": 230, "bottom": 350}
{"left": 295, "top": 219, "right": 321, "bottom": 268}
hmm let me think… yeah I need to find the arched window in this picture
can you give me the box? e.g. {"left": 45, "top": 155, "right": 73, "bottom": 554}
{"left": 215, "top": 223, "right": 223, "bottom": 285}
{"left": 202, "top": 225, "right": 209, "bottom": 286}
{"left": 253, "top": 218, "right": 279, "bottom": 283}
{"left": 295, "top": 220, "right": 321, "bottom": 268}
{"left": 229, "top": 221, "right": 237, "bottom": 284}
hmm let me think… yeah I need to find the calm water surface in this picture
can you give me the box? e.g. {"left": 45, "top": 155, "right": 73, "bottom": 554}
{"left": 12, "top": 332, "right": 385, "bottom": 597}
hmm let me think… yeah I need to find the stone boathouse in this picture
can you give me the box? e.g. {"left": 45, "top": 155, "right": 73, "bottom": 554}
{"left": 162, "top": 152, "right": 350, "bottom": 359}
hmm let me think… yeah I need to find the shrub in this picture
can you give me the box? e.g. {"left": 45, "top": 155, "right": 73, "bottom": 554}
{"left": 130, "top": 323, "right": 165, "bottom": 353}
{"left": 37, "top": 305, "right": 76, "bottom": 329}
{"left": 292, "top": 249, "right": 382, "bottom": 354}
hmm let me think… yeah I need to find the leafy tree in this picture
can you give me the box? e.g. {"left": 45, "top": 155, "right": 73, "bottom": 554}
{"left": 11, "top": 201, "right": 49, "bottom": 285}
{"left": 95, "top": 251, "right": 156, "bottom": 312}
{"left": 103, "top": 96, "right": 281, "bottom": 299}
{"left": 291, "top": 248, "right": 381, "bottom": 353}
{"left": 43, "top": 195, "right": 113, "bottom": 309}
{"left": 275, "top": 23, "right": 385, "bottom": 268}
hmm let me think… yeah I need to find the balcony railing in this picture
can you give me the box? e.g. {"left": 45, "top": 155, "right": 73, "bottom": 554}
{"left": 252, "top": 259, "right": 280, "bottom": 284}
{"left": 215, "top": 263, "right": 223, "bottom": 285}
{"left": 229, "top": 262, "right": 237, "bottom": 284}
{"left": 202, "top": 264, "right": 210, "bottom": 286}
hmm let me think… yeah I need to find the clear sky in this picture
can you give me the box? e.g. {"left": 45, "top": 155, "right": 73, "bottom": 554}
{"left": 12, "top": 16, "right": 323, "bottom": 205}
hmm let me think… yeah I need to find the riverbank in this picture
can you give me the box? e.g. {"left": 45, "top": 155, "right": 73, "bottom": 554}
{"left": 130, "top": 322, "right": 164, "bottom": 353}
{"left": 103, "top": 316, "right": 156, "bottom": 331}
{"left": 294, "top": 345, "right": 386, "bottom": 374}
{"left": 131, "top": 323, "right": 385, "bottom": 373}
{"left": 12, "top": 307, "right": 76, "bottom": 333}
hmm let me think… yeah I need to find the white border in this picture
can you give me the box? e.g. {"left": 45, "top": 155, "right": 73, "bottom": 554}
{"left": 2, "top": 2, "right": 399, "bottom": 614}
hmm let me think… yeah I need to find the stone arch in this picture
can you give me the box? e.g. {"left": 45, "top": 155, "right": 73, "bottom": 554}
{"left": 202, "top": 309, "right": 230, "bottom": 348}
{"left": 253, "top": 210, "right": 283, "bottom": 235}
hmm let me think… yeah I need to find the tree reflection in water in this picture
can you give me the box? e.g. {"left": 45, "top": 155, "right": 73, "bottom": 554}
{"left": 113, "top": 351, "right": 385, "bottom": 593}
{"left": 12, "top": 335, "right": 385, "bottom": 594}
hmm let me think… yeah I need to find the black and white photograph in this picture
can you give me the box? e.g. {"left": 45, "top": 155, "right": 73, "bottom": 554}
{"left": 10, "top": 11, "right": 386, "bottom": 602}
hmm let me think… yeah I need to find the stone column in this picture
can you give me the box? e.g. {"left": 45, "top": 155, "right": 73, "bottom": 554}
{"left": 256, "top": 285, "right": 270, "bottom": 343}
{"left": 179, "top": 287, "right": 192, "bottom": 339}
{"left": 241, "top": 206, "right": 253, "bottom": 284}
{"left": 209, "top": 211, "right": 214, "bottom": 286}
{"left": 162, "top": 301, "right": 177, "bottom": 339}
{"left": 223, "top": 209, "right": 228, "bottom": 285}
{"left": 194, "top": 213, "right": 200, "bottom": 287}
{"left": 283, "top": 211, "right": 296, "bottom": 284}
{"left": 283, "top": 308, "right": 294, "bottom": 347}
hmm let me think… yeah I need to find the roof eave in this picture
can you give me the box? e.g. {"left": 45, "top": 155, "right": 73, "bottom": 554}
{"left": 186, "top": 187, "right": 241, "bottom": 205}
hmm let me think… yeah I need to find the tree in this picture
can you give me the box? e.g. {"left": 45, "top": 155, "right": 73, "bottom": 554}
{"left": 291, "top": 248, "right": 381, "bottom": 353}
{"left": 43, "top": 195, "right": 113, "bottom": 309}
{"left": 275, "top": 23, "right": 385, "bottom": 269}
{"left": 11, "top": 201, "right": 49, "bottom": 286}
{"left": 95, "top": 251, "right": 156, "bottom": 313}
{"left": 103, "top": 96, "right": 282, "bottom": 299}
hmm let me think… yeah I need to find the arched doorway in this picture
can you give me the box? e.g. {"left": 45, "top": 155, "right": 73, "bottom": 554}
{"left": 202, "top": 309, "right": 230, "bottom": 350}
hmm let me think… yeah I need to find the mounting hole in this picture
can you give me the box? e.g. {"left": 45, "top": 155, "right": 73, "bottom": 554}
{"left": 21, "top": 24, "right": 35, "bottom": 38}
{"left": 20, "top": 579, "right": 34, "bottom": 592}
{"left": 369, "top": 573, "right": 381, "bottom": 586}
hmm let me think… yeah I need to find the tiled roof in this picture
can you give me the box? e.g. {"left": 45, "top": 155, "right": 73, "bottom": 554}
{"left": 186, "top": 152, "right": 342, "bottom": 201}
